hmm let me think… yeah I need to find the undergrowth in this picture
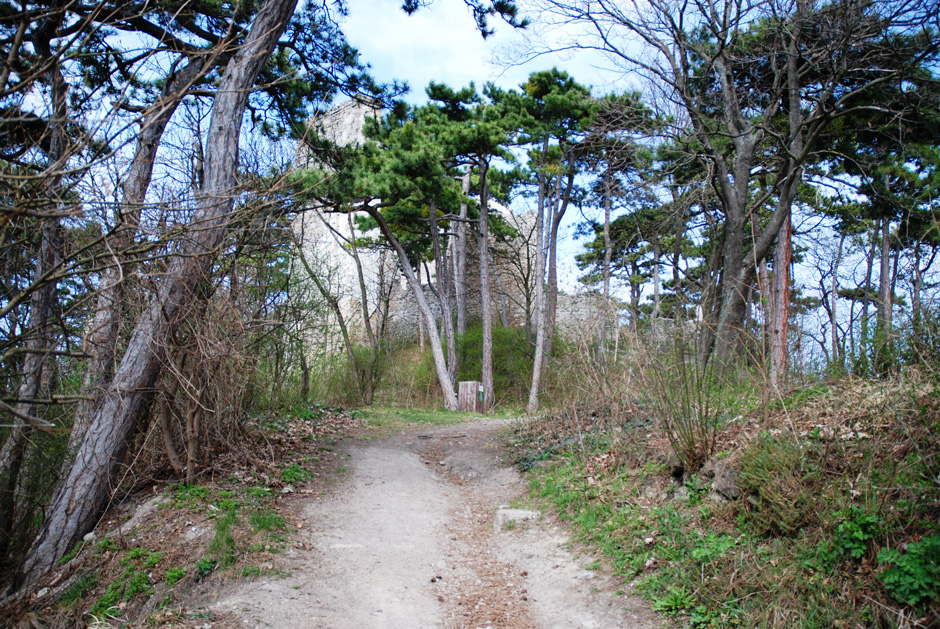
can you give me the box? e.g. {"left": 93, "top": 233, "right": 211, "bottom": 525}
{"left": 26, "top": 404, "right": 360, "bottom": 626}
{"left": 513, "top": 375, "right": 940, "bottom": 627}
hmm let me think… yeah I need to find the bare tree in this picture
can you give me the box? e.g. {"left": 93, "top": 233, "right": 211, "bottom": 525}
{"left": 14, "top": 0, "right": 299, "bottom": 587}
{"left": 522, "top": 0, "right": 938, "bottom": 374}
{"left": 359, "top": 202, "right": 459, "bottom": 410}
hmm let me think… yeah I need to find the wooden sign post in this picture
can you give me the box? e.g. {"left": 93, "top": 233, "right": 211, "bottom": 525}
{"left": 458, "top": 381, "right": 483, "bottom": 413}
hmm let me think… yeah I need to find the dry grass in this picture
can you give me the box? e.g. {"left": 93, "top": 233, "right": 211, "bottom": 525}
{"left": 512, "top": 373, "right": 940, "bottom": 627}
{"left": 4, "top": 406, "right": 365, "bottom": 628}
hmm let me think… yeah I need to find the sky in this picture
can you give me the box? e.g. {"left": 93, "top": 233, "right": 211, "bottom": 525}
{"left": 341, "top": 0, "right": 617, "bottom": 103}
{"left": 340, "top": 0, "right": 623, "bottom": 292}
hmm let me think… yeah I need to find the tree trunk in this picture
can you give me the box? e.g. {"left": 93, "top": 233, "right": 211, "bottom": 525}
{"left": 696, "top": 214, "right": 727, "bottom": 364}
{"left": 456, "top": 169, "right": 471, "bottom": 337}
{"left": 14, "top": 0, "right": 297, "bottom": 589}
{"left": 478, "top": 161, "right": 494, "bottom": 410}
{"left": 0, "top": 26, "right": 67, "bottom": 559}
{"left": 72, "top": 55, "right": 212, "bottom": 461}
{"left": 291, "top": 229, "right": 364, "bottom": 402}
{"left": 543, "top": 170, "right": 575, "bottom": 362}
{"left": 597, "top": 169, "right": 612, "bottom": 362}
{"left": 651, "top": 237, "right": 661, "bottom": 320}
{"left": 768, "top": 32, "right": 807, "bottom": 390}
{"left": 526, "top": 139, "right": 550, "bottom": 413}
{"left": 489, "top": 249, "right": 510, "bottom": 328}
{"left": 300, "top": 351, "right": 310, "bottom": 401}
{"left": 758, "top": 258, "right": 772, "bottom": 352}
{"left": 860, "top": 224, "right": 877, "bottom": 373}
{"left": 429, "top": 200, "right": 457, "bottom": 387}
{"left": 347, "top": 213, "right": 378, "bottom": 349}
{"left": 831, "top": 234, "right": 845, "bottom": 369}
{"left": 875, "top": 214, "right": 893, "bottom": 374}
{"left": 362, "top": 204, "right": 458, "bottom": 410}
{"left": 769, "top": 212, "right": 792, "bottom": 391}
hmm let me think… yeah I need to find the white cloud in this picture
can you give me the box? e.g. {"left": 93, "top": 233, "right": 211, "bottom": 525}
{"left": 340, "top": 0, "right": 630, "bottom": 293}
{"left": 342, "top": 0, "right": 621, "bottom": 101}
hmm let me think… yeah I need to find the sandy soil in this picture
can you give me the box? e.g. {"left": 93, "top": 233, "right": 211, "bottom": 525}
{"left": 210, "top": 418, "right": 658, "bottom": 628}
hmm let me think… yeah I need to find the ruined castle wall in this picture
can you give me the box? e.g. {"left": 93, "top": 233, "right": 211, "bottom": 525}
{"left": 294, "top": 99, "right": 618, "bottom": 349}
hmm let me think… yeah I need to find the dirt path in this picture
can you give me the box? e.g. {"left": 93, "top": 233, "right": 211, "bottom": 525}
{"left": 211, "top": 418, "right": 657, "bottom": 628}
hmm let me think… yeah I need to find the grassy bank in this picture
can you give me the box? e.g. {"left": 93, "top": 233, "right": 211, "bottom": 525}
{"left": 509, "top": 377, "right": 940, "bottom": 627}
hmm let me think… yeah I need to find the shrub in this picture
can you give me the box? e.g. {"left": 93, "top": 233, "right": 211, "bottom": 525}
{"left": 457, "top": 324, "right": 532, "bottom": 406}
{"left": 194, "top": 558, "right": 217, "bottom": 581}
{"left": 640, "top": 342, "right": 724, "bottom": 472}
{"left": 818, "top": 507, "right": 881, "bottom": 570}
{"left": 738, "top": 435, "right": 818, "bottom": 536}
{"left": 878, "top": 534, "right": 940, "bottom": 610}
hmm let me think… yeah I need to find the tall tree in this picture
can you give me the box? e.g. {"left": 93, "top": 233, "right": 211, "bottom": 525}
{"left": 498, "top": 69, "right": 592, "bottom": 412}
{"left": 525, "top": 0, "right": 939, "bottom": 371}
{"left": 14, "top": 0, "right": 300, "bottom": 587}
{"left": 427, "top": 82, "right": 515, "bottom": 410}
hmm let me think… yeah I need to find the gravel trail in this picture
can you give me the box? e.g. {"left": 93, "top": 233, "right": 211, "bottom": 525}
{"left": 212, "top": 419, "right": 657, "bottom": 628}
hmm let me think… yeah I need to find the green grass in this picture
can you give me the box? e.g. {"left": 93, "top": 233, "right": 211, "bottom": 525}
{"left": 357, "top": 406, "right": 472, "bottom": 429}
{"left": 521, "top": 381, "right": 940, "bottom": 627}
{"left": 170, "top": 483, "right": 212, "bottom": 509}
{"left": 246, "top": 486, "right": 273, "bottom": 501}
{"left": 60, "top": 572, "right": 98, "bottom": 605}
{"left": 241, "top": 564, "right": 264, "bottom": 578}
{"left": 249, "top": 509, "right": 285, "bottom": 533}
{"left": 165, "top": 567, "right": 186, "bottom": 587}
{"left": 57, "top": 542, "right": 84, "bottom": 566}
{"left": 280, "top": 463, "right": 312, "bottom": 484}
{"left": 357, "top": 405, "right": 517, "bottom": 432}
{"left": 207, "top": 509, "right": 239, "bottom": 567}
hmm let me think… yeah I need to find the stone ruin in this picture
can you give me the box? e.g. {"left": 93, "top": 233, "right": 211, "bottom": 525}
{"left": 292, "top": 98, "right": 618, "bottom": 348}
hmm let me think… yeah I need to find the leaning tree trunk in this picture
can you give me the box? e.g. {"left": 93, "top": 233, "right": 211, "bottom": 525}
{"left": 70, "top": 54, "right": 213, "bottom": 464}
{"left": 362, "top": 204, "right": 458, "bottom": 410}
{"left": 14, "top": 0, "right": 297, "bottom": 590}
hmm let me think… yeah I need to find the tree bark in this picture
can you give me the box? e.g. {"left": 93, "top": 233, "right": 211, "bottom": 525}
{"left": 874, "top": 214, "right": 893, "bottom": 374}
{"left": 477, "top": 161, "right": 495, "bottom": 410}
{"left": 362, "top": 204, "right": 458, "bottom": 410}
{"left": 429, "top": 200, "right": 457, "bottom": 387}
{"left": 830, "top": 234, "right": 845, "bottom": 368}
{"left": 769, "top": 213, "right": 792, "bottom": 391}
{"left": 597, "top": 169, "right": 612, "bottom": 362}
{"left": 526, "top": 139, "right": 550, "bottom": 413}
{"left": 543, "top": 170, "right": 575, "bottom": 362}
{"left": 14, "top": 0, "right": 297, "bottom": 589}
{"left": 0, "top": 21, "right": 67, "bottom": 559}
{"left": 860, "top": 224, "right": 878, "bottom": 372}
{"left": 71, "top": 54, "right": 213, "bottom": 463}
{"left": 489, "top": 249, "right": 510, "bottom": 328}
{"left": 291, "top": 229, "right": 365, "bottom": 402}
{"left": 347, "top": 213, "right": 378, "bottom": 350}
{"left": 456, "top": 169, "right": 471, "bottom": 337}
